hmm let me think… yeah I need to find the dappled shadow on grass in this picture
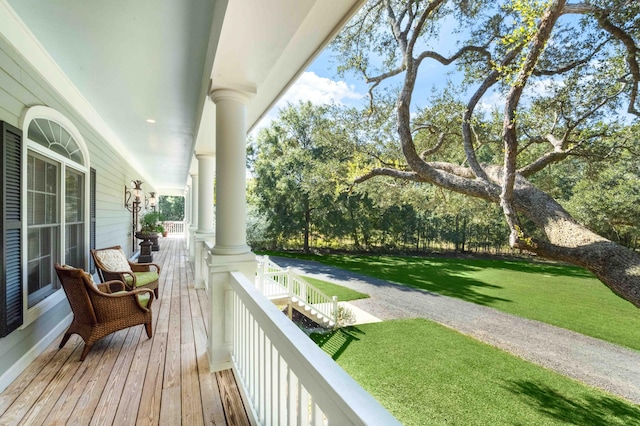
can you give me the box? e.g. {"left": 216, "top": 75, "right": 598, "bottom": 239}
{"left": 310, "top": 326, "right": 365, "bottom": 361}
{"left": 269, "top": 254, "right": 513, "bottom": 306}
{"left": 327, "top": 253, "right": 593, "bottom": 280}
{"left": 504, "top": 380, "right": 640, "bottom": 425}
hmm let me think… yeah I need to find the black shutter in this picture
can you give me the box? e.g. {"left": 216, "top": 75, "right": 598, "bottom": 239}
{"left": 1, "top": 121, "right": 23, "bottom": 337}
{"left": 89, "top": 167, "right": 96, "bottom": 273}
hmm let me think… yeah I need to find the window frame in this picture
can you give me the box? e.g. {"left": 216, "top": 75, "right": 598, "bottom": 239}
{"left": 20, "top": 106, "right": 90, "bottom": 327}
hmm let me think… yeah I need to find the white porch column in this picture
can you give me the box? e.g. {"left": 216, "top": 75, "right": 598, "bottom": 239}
{"left": 190, "top": 173, "right": 199, "bottom": 230}
{"left": 210, "top": 89, "right": 252, "bottom": 256}
{"left": 188, "top": 173, "right": 199, "bottom": 263}
{"left": 184, "top": 184, "right": 191, "bottom": 245}
{"left": 194, "top": 155, "right": 216, "bottom": 289}
{"left": 206, "top": 88, "right": 256, "bottom": 371}
{"left": 185, "top": 184, "right": 191, "bottom": 225}
{"left": 196, "top": 153, "right": 215, "bottom": 234}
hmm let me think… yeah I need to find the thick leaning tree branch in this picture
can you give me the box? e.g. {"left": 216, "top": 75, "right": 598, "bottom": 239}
{"left": 353, "top": 161, "right": 640, "bottom": 307}
{"left": 501, "top": 0, "right": 566, "bottom": 248}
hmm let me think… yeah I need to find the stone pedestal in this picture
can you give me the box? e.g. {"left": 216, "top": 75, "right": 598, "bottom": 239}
{"left": 138, "top": 240, "right": 154, "bottom": 263}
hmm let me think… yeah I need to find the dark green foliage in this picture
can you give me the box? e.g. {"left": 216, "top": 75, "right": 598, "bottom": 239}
{"left": 158, "top": 195, "right": 184, "bottom": 221}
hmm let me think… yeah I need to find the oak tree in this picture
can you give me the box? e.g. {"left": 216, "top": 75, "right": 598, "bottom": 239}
{"left": 334, "top": 0, "right": 640, "bottom": 306}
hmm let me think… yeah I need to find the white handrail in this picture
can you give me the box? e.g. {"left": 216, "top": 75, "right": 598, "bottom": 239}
{"left": 257, "top": 256, "right": 338, "bottom": 324}
{"left": 161, "top": 220, "right": 185, "bottom": 234}
{"left": 230, "top": 271, "right": 400, "bottom": 426}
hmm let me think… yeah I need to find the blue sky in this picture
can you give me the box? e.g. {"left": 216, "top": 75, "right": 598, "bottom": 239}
{"left": 252, "top": 48, "right": 367, "bottom": 133}
{"left": 253, "top": 41, "right": 489, "bottom": 133}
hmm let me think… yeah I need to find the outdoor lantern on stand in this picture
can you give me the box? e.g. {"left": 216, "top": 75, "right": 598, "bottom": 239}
{"left": 145, "top": 191, "right": 161, "bottom": 252}
{"left": 124, "top": 180, "right": 145, "bottom": 256}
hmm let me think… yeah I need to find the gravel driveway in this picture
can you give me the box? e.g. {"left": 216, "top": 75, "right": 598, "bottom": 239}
{"left": 269, "top": 256, "right": 640, "bottom": 405}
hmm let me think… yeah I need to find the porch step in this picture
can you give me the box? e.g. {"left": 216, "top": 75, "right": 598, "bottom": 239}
{"left": 290, "top": 298, "right": 335, "bottom": 327}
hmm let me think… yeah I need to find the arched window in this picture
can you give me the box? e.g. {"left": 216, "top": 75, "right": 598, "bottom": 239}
{"left": 22, "top": 107, "right": 89, "bottom": 312}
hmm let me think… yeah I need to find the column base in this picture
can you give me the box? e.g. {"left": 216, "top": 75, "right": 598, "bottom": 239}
{"left": 194, "top": 232, "right": 215, "bottom": 289}
{"left": 206, "top": 251, "right": 257, "bottom": 371}
{"left": 211, "top": 243, "right": 252, "bottom": 256}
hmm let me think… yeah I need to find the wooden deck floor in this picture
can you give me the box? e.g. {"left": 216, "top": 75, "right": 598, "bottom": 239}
{"left": 0, "top": 236, "right": 250, "bottom": 425}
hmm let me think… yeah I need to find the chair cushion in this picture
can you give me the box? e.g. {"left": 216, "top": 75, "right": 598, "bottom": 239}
{"left": 61, "top": 264, "right": 96, "bottom": 286}
{"left": 125, "top": 271, "right": 159, "bottom": 287}
{"left": 95, "top": 249, "right": 132, "bottom": 272}
{"left": 113, "top": 291, "right": 151, "bottom": 308}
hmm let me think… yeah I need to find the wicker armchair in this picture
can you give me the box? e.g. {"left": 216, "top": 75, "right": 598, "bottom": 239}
{"left": 91, "top": 245, "right": 160, "bottom": 298}
{"left": 55, "top": 263, "right": 154, "bottom": 361}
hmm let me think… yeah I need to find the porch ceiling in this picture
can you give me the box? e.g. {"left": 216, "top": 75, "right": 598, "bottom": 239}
{"left": 6, "top": 0, "right": 363, "bottom": 195}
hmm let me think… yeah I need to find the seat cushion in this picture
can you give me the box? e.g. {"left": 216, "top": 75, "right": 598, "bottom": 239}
{"left": 124, "top": 271, "right": 159, "bottom": 287}
{"left": 112, "top": 291, "right": 151, "bottom": 308}
{"left": 95, "top": 249, "right": 132, "bottom": 272}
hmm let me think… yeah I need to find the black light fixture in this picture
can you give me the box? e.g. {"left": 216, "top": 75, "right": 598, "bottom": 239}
{"left": 124, "top": 180, "right": 144, "bottom": 252}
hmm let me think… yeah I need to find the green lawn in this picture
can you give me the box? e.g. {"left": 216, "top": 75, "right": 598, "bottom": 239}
{"left": 264, "top": 251, "right": 640, "bottom": 351}
{"left": 311, "top": 319, "right": 640, "bottom": 425}
{"left": 302, "top": 276, "right": 369, "bottom": 301}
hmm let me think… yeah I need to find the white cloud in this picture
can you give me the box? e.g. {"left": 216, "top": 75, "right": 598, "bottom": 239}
{"left": 251, "top": 71, "right": 364, "bottom": 134}
{"left": 477, "top": 89, "right": 505, "bottom": 114}
{"left": 278, "top": 71, "right": 363, "bottom": 106}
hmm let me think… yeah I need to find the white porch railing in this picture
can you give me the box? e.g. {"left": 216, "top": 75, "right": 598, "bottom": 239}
{"left": 229, "top": 271, "right": 400, "bottom": 425}
{"left": 162, "top": 220, "right": 185, "bottom": 234}
{"left": 257, "top": 255, "right": 338, "bottom": 326}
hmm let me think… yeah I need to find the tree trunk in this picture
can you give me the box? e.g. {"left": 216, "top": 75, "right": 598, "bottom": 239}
{"left": 508, "top": 171, "right": 640, "bottom": 308}
{"left": 303, "top": 207, "right": 311, "bottom": 254}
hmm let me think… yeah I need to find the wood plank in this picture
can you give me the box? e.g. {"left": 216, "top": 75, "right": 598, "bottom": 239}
{"left": 111, "top": 327, "right": 154, "bottom": 425}
{"left": 25, "top": 335, "right": 119, "bottom": 426}
{"left": 216, "top": 370, "right": 250, "bottom": 426}
{"left": 40, "top": 336, "right": 117, "bottom": 426}
{"left": 179, "top": 246, "right": 205, "bottom": 425}
{"left": 160, "top": 245, "right": 183, "bottom": 424}
{"left": 135, "top": 331, "right": 167, "bottom": 426}
{"left": 90, "top": 326, "right": 144, "bottom": 426}
{"left": 189, "top": 265, "right": 227, "bottom": 425}
{"left": 137, "top": 238, "right": 176, "bottom": 425}
{"left": 114, "top": 236, "right": 173, "bottom": 424}
{"left": 0, "top": 339, "right": 81, "bottom": 423}
{"left": 159, "top": 387, "right": 181, "bottom": 426}
{"left": 181, "top": 343, "right": 204, "bottom": 425}
{"left": 67, "top": 331, "right": 130, "bottom": 425}
{"left": 0, "top": 331, "right": 68, "bottom": 415}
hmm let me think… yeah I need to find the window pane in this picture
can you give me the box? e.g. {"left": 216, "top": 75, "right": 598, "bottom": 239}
{"left": 65, "top": 224, "right": 84, "bottom": 268}
{"left": 34, "top": 156, "right": 46, "bottom": 192}
{"left": 45, "top": 194, "right": 57, "bottom": 224}
{"left": 27, "top": 152, "right": 62, "bottom": 308}
{"left": 28, "top": 118, "right": 84, "bottom": 166}
{"left": 28, "top": 228, "right": 39, "bottom": 259}
{"left": 27, "top": 192, "right": 34, "bottom": 226}
{"left": 28, "top": 119, "right": 50, "bottom": 147}
{"left": 65, "top": 168, "right": 85, "bottom": 268}
{"left": 27, "top": 226, "right": 60, "bottom": 308}
{"left": 27, "top": 155, "right": 34, "bottom": 190}
{"left": 32, "top": 193, "right": 45, "bottom": 224}
{"left": 45, "top": 162, "right": 57, "bottom": 193}
{"left": 65, "top": 170, "right": 84, "bottom": 222}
